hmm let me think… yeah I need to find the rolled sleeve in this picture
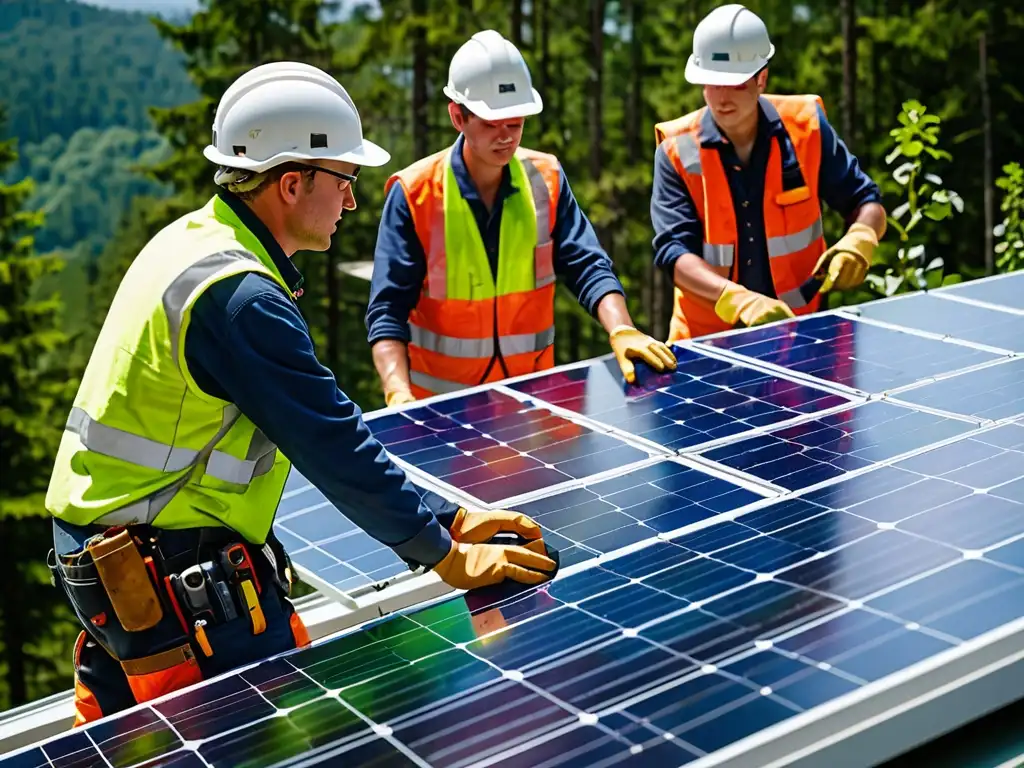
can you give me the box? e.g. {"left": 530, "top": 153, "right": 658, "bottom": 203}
{"left": 817, "top": 106, "right": 883, "bottom": 222}
{"left": 186, "top": 273, "right": 456, "bottom": 569}
{"left": 551, "top": 167, "right": 625, "bottom": 315}
{"left": 365, "top": 183, "right": 426, "bottom": 345}
{"left": 651, "top": 142, "right": 704, "bottom": 276}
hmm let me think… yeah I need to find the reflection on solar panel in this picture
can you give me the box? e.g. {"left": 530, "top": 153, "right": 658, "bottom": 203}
{"left": 507, "top": 347, "right": 855, "bottom": 452}
{"left": 889, "top": 357, "right": 1024, "bottom": 423}
{"left": 697, "top": 400, "right": 980, "bottom": 492}
{"left": 273, "top": 468, "right": 412, "bottom": 599}
{"left": 365, "top": 389, "right": 655, "bottom": 505}
{"left": 844, "top": 292, "right": 1024, "bottom": 353}
{"left": 5, "top": 273, "right": 1024, "bottom": 768}
{"left": 936, "top": 270, "right": 1024, "bottom": 312}
{"left": 12, "top": 423, "right": 1022, "bottom": 768}
{"left": 510, "top": 458, "right": 771, "bottom": 564}
{"left": 700, "top": 313, "right": 1002, "bottom": 395}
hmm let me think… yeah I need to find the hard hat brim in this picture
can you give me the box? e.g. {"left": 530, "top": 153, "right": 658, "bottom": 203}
{"left": 203, "top": 137, "right": 391, "bottom": 173}
{"left": 684, "top": 50, "right": 773, "bottom": 86}
{"left": 445, "top": 85, "right": 544, "bottom": 121}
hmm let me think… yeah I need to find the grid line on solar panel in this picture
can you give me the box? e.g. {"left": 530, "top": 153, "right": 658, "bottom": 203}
{"left": 695, "top": 311, "right": 1005, "bottom": 397}
{"left": 884, "top": 356, "right": 1024, "bottom": 424}
{"left": 693, "top": 399, "right": 984, "bottom": 494}
{"left": 273, "top": 467, "right": 421, "bottom": 601}
{"left": 7, "top": 427, "right": 1024, "bottom": 768}
{"left": 364, "top": 388, "right": 660, "bottom": 508}
{"left": 932, "top": 269, "right": 1024, "bottom": 313}
{"left": 838, "top": 291, "right": 1024, "bottom": 355}
{"left": 500, "top": 347, "right": 859, "bottom": 457}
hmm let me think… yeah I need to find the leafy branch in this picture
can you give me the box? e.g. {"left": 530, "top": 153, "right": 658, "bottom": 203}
{"left": 994, "top": 161, "right": 1024, "bottom": 273}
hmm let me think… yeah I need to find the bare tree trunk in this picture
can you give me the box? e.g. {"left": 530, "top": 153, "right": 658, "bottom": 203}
{"left": 326, "top": 253, "right": 339, "bottom": 372}
{"left": 980, "top": 28, "right": 994, "bottom": 275}
{"left": 625, "top": 0, "right": 643, "bottom": 164}
{"left": 538, "top": 0, "right": 550, "bottom": 137}
{"left": 411, "top": 0, "right": 428, "bottom": 159}
{"left": 841, "top": 0, "right": 857, "bottom": 147}
{"left": 511, "top": 0, "right": 523, "bottom": 47}
{"left": 589, "top": 0, "right": 606, "bottom": 181}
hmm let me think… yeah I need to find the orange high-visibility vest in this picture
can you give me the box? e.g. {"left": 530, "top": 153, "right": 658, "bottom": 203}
{"left": 654, "top": 94, "right": 828, "bottom": 342}
{"left": 385, "top": 144, "right": 560, "bottom": 399}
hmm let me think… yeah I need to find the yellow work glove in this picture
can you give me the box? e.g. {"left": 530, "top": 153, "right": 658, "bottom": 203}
{"left": 813, "top": 222, "right": 878, "bottom": 293}
{"left": 432, "top": 539, "right": 557, "bottom": 591}
{"left": 448, "top": 507, "right": 544, "bottom": 545}
{"left": 608, "top": 325, "right": 678, "bottom": 384}
{"left": 385, "top": 388, "right": 417, "bottom": 407}
{"left": 715, "top": 282, "right": 796, "bottom": 328}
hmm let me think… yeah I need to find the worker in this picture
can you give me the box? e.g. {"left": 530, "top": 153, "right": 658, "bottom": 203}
{"left": 366, "top": 30, "right": 677, "bottom": 406}
{"left": 651, "top": 4, "right": 886, "bottom": 342}
{"left": 43, "top": 61, "right": 556, "bottom": 727}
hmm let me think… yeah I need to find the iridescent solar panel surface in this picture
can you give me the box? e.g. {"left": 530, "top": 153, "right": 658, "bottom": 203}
{"left": 5, "top": 274, "right": 1024, "bottom": 768}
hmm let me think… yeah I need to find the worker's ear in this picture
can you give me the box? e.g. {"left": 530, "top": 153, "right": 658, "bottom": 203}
{"left": 448, "top": 101, "right": 466, "bottom": 132}
{"left": 756, "top": 67, "right": 769, "bottom": 94}
{"left": 278, "top": 168, "right": 310, "bottom": 205}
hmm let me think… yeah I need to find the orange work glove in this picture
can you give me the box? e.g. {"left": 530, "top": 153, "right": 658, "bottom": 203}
{"left": 448, "top": 507, "right": 544, "bottom": 544}
{"left": 432, "top": 540, "right": 557, "bottom": 591}
{"left": 812, "top": 222, "right": 878, "bottom": 293}
{"left": 714, "top": 281, "right": 796, "bottom": 328}
{"left": 608, "top": 325, "right": 678, "bottom": 384}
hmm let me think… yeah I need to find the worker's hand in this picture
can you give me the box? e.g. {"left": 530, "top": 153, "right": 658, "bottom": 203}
{"left": 384, "top": 388, "right": 417, "bottom": 407}
{"left": 448, "top": 507, "right": 544, "bottom": 544}
{"left": 608, "top": 325, "right": 678, "bottom": 384}
{"left": 813, "top": 222, "right": 878, "bottom": 293}
{"left": 715, "top": 282, "right": 796, "bottom": 328}
{"left": 432, "top": 539, "right": 557, "bottom": 591}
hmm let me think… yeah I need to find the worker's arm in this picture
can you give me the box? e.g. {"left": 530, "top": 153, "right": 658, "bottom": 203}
{"left": 813, "top": 107, "right": 888, "bottom": 291}
{"left": 552, "top": 166, "right": 676, "bottom": 381}
{"left": 651, "top": 142, "right": 731, "bottom": 303}
{"left": 185, "top": 272, "right": 454, "bottom": 568}
{"left": 364, "top": 183, "right": 425, "bottom": 405}
{"left": 651, "top": 143, "right": 794, "bottom": 328}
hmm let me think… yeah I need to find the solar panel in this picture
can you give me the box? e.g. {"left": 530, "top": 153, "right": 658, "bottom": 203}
{"left": 696, "top": 400, "right": 982, "bottom": 492}
{"left": 364, "top": 389, "right": 657, "bottom": 506}
{"left": 10, "top": 421, "right": 1023, "bottom": 768}
{"left": 506, "top": 347, "right": 856, "bottom": 454}
{"left": 699, "top": 312, "right": 1003, "bottom": 395}
{"left": 272, "top": 467, "right": 419, "bottom": 602}
{"left": 935, "top": 269, "right": 1024, "bottom": 312}
{"left": 889, "top": 357, "right": 1024, "bottom": 423}
{"left": 842, "top": 291, "right": 1024, "bottom": 353}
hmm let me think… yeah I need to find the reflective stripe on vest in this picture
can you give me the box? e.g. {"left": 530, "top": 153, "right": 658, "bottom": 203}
{"left": 409, "top": 325, "right": 555, "bottom": 359}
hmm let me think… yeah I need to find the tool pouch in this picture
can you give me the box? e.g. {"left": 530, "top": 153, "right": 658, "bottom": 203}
{"left": 87, "top": 528, "right": 164, "bottom": 632}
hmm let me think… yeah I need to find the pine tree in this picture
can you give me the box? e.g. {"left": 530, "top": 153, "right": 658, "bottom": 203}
{"left": 0, "top": 105, "right": 77, "bottom": 709}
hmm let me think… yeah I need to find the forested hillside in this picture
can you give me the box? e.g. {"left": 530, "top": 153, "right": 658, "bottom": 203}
{"left": 2, "top": 0, "right": 1024, "bottom": 714}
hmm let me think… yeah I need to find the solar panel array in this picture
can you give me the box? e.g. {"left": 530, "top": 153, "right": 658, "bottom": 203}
{"left": 5, "top": 272, "right": 1024, "bottom": 768}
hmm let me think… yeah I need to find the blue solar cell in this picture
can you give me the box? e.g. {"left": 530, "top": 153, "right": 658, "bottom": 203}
{"left": 698, "top": 401, "right": 979, "bottom": 491}
{"left": 891, "top": 358, "right": 1024, "bottom": 422}
{"left": 846, "top": 292, "right": 1024, "bottom": 352}
{"left": 366, "top": 389, "right": 652, "bottom": 503}
{"left": 700, "top": 313, "right": 1000, "bottom": 394}
{"left": 273, "top": 467, "right": 415, "bottom": 596}
{"left": 510, "top": 459, "right": 768, "bottom": 561}
{"left": 508, "top": 348, "right": 853, "bottom": 451}
{"left": 937, "top": 271, "right": 1024, "bottom": 311}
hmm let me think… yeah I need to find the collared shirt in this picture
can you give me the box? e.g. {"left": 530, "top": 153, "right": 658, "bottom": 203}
{"left": 183, "top": 191, "right": 460, "bottom": 569}
{"left": 365, "top": 133, "right": 625, "bottom": 345}
{"left": 651, "top": 98, "right": 883, "bottom": 298}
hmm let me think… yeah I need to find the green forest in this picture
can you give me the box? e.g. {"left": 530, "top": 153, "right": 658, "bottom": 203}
{"left": 1, "top": 0, "right": 1023, "bottom": 713}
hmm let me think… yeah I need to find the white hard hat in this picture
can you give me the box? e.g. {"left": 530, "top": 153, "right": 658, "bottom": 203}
{"left": 443, "top": 30, "right": 542, "bottom": 120}
{"left": 685, "top": 4, "right": 775, "bottom": 86}
{"left": 203, "top": 61, "right": 390, "bottom": 173}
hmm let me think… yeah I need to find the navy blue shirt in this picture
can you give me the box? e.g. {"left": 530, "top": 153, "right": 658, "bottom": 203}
{"left": 184, "top": 191, "right": 459, "bottom": 569}
{"left": 365, "top": 133, "right": 625, "bottom": 345}
{"left": 651, "top": 98, "right": 882, "bottom": 298}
